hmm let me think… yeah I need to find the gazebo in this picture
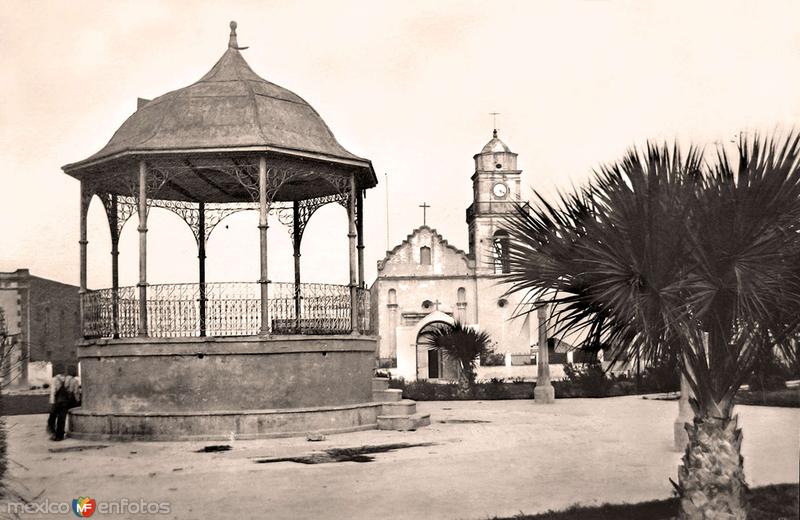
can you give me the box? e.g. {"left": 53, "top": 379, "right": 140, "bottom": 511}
{"left": 60, "top": 22, "right": 405, "bottom": 440}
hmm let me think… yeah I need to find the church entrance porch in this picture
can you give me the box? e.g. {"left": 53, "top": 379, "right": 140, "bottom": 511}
{"left": 413, "top": 315, "right": 459, "bottom": 381}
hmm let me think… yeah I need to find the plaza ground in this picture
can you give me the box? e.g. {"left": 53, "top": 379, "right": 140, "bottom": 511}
{"left": 3, "top": 396, "right": 798, "bottom": 519}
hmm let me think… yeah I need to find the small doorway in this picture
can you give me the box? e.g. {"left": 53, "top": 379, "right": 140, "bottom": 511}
{"left": 427, "top": 349, "right": 440, "bottom": 379}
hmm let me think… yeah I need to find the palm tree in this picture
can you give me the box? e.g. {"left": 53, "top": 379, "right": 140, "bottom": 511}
{"left": 503, "top": 133, "right": 800, "bottom": 519}
{"left": 420, "top": 321, "right": 493, "bottom": 391}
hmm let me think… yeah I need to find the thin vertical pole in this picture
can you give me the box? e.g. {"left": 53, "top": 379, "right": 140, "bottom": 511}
{"left": 384, "top": 172, "right": 389, "bottom": 252}
{"left": 292, "top": 201, "right": 302, "bottom": 333}
{"left": 356, "top": 188, "right": 365, "bottom": 288}
{"left": 137, "top": 161, "right": 148, "bottom": 336}
{"left": 110, "top": 194, "right": 120, "bottom": 339}
{"left": 348, "top": 176, "right": 359, "bottom": 333}
{"left": 78, "top": 182, "right": 90, "bottom": 338}
{"left": 258, "top": 157, "right": 270, "bottom": 335}
{"left": 198, "top": 202, "right": 207, "bottom": 337}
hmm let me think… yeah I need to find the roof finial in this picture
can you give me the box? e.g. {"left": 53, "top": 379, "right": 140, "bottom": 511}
{"left": 489, "top": 112, "right": 500, "bottom": 138}
{"left": 228, "top": 21, "right": 249, "bottom": 50}
{"left": 229, "top": 21, "right": 238, "bottom": 48}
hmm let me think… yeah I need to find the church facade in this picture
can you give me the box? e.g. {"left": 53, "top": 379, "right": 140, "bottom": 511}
{"left": 371, "top": 131, "right": 539, "bottom": 380}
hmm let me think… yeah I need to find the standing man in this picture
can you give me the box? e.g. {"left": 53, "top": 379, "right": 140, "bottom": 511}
{"left": 47, "top": 370, "right": 66, "bottom": 439}
{"left": 47, "top": 366, "right": 80, "bottom": 441}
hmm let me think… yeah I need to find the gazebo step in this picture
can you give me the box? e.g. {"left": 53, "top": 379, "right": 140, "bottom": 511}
{"left": 372, "top": 388, "right": 402, "bottom": 402}
{"left": 381, "top": 399, "right": 417, "bottom": 416}
{"left": 372, "top": 377, "right": 390, "bottom": 391}
{"left": 377, "top": 413, "right": 431, "bottom": 431}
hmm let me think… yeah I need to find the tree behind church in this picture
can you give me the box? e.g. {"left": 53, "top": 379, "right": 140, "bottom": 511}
{"left": 502, "top": 134, "right": 800, "bottom": 519}
{"left": 420, "top": 321, "right": 493, "bottom": 393}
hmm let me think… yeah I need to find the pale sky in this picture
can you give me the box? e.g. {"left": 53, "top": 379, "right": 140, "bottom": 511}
{"left": 1, "top": 0, "right": 799, "bottom": 290}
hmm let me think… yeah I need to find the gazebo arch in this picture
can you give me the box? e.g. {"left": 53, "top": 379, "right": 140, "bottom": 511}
{"left": 61, "top": 22, "right": 382, "bottom": 440}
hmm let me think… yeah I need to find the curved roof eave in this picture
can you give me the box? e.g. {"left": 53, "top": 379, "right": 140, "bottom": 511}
{"left": 62, "top": 144, "right": 377, "bottom": 187}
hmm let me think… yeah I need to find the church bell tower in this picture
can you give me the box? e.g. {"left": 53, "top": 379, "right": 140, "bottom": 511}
{"left": 466, "top": 129, "right": 522, "bottom": 275}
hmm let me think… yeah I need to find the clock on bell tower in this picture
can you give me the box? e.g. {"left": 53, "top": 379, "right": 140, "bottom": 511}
{"left": 466, "top": 129, "right": 522, "bottom": 275}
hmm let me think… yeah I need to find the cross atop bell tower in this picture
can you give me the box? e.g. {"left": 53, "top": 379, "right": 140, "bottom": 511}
{"left": 466, "top": 128, "right": 523, "bottom": 274}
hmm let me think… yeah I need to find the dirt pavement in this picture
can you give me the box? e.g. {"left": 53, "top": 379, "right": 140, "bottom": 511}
{"left": 2, "top": 396, "right": 798, "bottom": 519}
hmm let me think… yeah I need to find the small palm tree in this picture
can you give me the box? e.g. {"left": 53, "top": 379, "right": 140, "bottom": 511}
{"left": 503, "top": 133, "right": 800, "bottom": 519}
{"left": 420, "top": 321, "right": 493, "bottom": 390}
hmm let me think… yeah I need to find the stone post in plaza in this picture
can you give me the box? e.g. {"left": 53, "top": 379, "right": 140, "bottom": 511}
{"left": 534, "top": 303, "right": 555, "bottom": 403}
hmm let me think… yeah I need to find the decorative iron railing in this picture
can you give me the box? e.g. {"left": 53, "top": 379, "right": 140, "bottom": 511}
{"left": 81, "top": 282, "right": 371, "bottom": 339}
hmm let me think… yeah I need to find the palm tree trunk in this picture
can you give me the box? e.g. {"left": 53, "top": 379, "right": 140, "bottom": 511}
{"left": 678, "top": 413, "right": 747, "bottom": 519}
{"left": 457, "top": 362, "right": 472, "bottom": 398}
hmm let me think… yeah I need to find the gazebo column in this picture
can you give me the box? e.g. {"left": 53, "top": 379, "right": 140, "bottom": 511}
{"left": 292, "top": 201, "right": 302, "bottom": 333}
{"left": 534, "top": 304, "right": 555, "bottom": 403}
{"left": 110, "top": 194, "right": 120, "bottom": 338}
{"left": 356, "top": 188, "right": 365, "bottom": 288}
{"left": 258, "top": 156, "right": 270, "bottom": 335}
{"left": 347, "top": 176, "right": 359, "bottom": 333}
{"left": 137, "top": 161, "right": 148, "bottom": 337}
{"left": 78, "top": 182, "right": 91, "bottom": 337}
{"left": 198, "top": 202, "right": 207, "bottom": 337}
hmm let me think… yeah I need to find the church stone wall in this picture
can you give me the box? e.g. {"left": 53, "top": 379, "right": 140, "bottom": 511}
{"left": 373, "top": 226, "right": 477, "bottom": 365}
{"left": 473, "top": 277, "right": 533, "bottom": 357}
{"left": 372, "top": 276, "right": 477, "bottom": 362}
{"left": 379, "top": 227, "right": 472, "bottom": 278}
{"left": 372, "top": 275, "right": 534, "bottom": 378}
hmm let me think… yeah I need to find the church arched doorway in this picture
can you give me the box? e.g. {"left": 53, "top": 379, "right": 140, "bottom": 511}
{"left": 415, "top": 319, "right": 459, "bottom": 381}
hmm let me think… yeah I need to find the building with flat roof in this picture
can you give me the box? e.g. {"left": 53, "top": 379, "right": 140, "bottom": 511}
{"left": 0, "top": 269, "right": 80, "bottom": 387}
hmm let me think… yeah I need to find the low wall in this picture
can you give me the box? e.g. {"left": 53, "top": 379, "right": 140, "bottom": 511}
{"left": 387, "top": 363, "right": 568, "bottom": 382}
{"left": 71, "top": 334, "right": 378, "bottom": 440}
{"left": 476, "top": 364, "right": 567, "bottom": 382}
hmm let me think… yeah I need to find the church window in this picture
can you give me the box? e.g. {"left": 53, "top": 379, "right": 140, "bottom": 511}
{"left": 420, "top": 246, "right": 431, "bottom": 265}
{"left": 492, "top": 230, "right": 510, "bottom": 274}
{"left": 457, "top": 287, "right": 466, "bottom": 303}
{"left": 388, "top": 289, "right": 396, "bottom": 305}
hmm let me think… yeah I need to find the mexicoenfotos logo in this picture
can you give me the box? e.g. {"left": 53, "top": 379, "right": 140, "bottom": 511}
{"left": 72, "top": 497, "right": 96, "bottom": 517}
{"left": 5, "top": 497, "right": 171, "bottom": 516}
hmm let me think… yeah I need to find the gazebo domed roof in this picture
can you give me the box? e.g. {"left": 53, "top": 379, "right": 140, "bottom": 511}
{"left": 63, "top": 22, "right": 376, "bottom": 200}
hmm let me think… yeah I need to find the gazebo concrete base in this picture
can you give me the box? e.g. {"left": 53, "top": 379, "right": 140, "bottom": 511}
{"left": 69, "top": 334, "right": 380, "bottom": 441}
{"left": 68, "top": 402, "right": 382, "bottom": 441}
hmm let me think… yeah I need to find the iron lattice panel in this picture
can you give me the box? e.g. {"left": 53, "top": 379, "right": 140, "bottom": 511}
{"left": 81, "top": 282, "right": 370, "bottom": 338}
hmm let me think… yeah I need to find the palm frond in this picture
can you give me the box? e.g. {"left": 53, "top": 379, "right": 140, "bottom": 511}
{"left": 502, "top": 132, "right": 800, "bottom": 416}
